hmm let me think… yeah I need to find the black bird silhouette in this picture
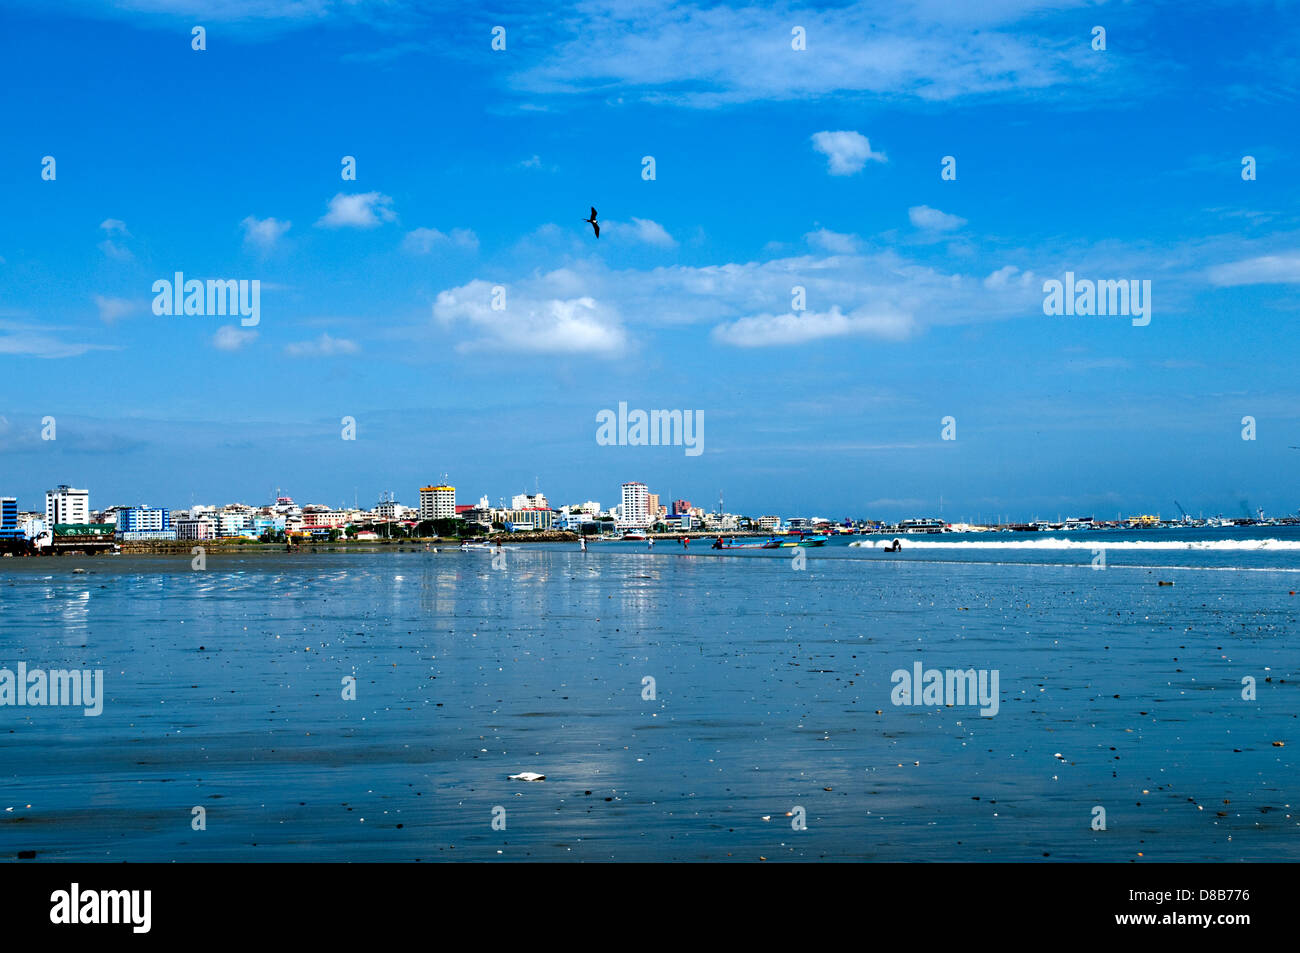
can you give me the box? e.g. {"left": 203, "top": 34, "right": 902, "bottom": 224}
{"left": 583, "top": 206, "right": 600, "bottom": 238}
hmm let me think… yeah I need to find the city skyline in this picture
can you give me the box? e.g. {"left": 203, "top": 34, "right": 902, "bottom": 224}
{"left": 1, "top": 1, "right": 1298, "bottom": 519}
{"left": 1, "top": 473, "right": 1282, "bottom": 528}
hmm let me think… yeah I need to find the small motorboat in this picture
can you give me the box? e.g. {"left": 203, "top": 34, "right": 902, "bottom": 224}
{"left": 711, "top": 537, "right": 766, "bottom": 550}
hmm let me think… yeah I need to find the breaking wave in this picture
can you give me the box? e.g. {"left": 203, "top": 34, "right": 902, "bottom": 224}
{"left": 847, "top": 537, "right": 1300, "bottom": 551}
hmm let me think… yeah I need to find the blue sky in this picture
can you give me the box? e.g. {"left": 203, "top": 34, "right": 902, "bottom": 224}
{"left": 1, "top": 0, "right": 1298, "bottom": 521}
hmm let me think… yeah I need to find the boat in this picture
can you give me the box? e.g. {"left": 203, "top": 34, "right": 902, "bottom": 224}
{"left": 764, "top": 532, "right": 828, "bottom": 548}
{"left": 621, "top": 532, "right": 648, "bottom": 541}
{"left": 711, "top": 537, "right": 767, "bottom": 549}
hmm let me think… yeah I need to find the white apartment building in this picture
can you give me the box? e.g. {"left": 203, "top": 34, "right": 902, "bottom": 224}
{"left": 619, "top": 482, "right": 650, "bottom": 529}
{"left": 419, "top": 485, "right": 456, "bottom": 519}
{"left": 46, "top": 485, "right": 89, "bottom": 525}
{"left": 511, "top": 492, "right": 549, "bottom": 511}
{"left": 216, "top": 510, "right": 253, "bottom": 536}
{"left": 375, "top": 500, "right": 413, "bottom": 520}
{"left": 702, "top": 512, "right": 740, "bottom": 531}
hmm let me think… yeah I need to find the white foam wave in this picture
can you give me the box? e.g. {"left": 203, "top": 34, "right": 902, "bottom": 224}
{"left": 848, "top": 537, "right": 1300, "bottom": 551}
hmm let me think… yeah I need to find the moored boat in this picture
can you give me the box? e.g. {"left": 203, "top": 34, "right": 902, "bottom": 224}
{"left": 711, "top": 537, "right": 766, "bottom": 549}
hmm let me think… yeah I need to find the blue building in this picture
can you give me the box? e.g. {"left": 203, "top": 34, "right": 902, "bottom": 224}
{"left": 662, "top": 512, "right": 693, "bottom": 532}
{"left": 0, "top": 497, "right": 19, "bottom": 539}
{"left": 118, "top": 505, "right": 171, "bottom": 534}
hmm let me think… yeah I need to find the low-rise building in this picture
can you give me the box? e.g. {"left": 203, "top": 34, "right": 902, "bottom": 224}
{"left": 375, "top": 500, "right": 413, "bottom": 521}
{"left": 176, "top": 517, "right": 216, "bottom": 541}
{"left": 50, "top": 523, "right": 115, "bottom": 552}
{"left": 662, "top": 512, "right": 693, "bottom": 531}
{"left": 301, "top": 508, "right": 349, "bottom": 529}
{"left": 502, "top": 508, "right": 554, "bottom": 532}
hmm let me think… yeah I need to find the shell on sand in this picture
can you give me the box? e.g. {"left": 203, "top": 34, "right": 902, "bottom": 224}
{"left": 509, "top": 772, "right": 546, "bottom": 782}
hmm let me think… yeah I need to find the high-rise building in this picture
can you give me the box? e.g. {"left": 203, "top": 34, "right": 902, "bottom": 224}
{"left": 620, "top": 482, "right": 649, "bottom": 529}
{"left": 511, "top": 492, "right": 549, "bottom": 511}
{"left": 646, "top": 493, "right": 660, "bottom": 520}
{"left": 672, "top": 499, "right": 692, "bottom": 515}
{"left": 46, "top": 485, "right": 89, "bottom": 526}
{"left": 419, "top": 485, "right": 456, "bottom": 520}
{"left": 0, "top": 497, "right": 19, "bottom": 540}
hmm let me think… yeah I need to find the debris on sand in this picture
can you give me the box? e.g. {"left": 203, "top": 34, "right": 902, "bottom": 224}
{"left": 509, "top": 772, "right": 546, "bottom": 782}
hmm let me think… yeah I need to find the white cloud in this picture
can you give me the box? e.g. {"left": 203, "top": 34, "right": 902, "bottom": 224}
{"left": 99, "top": 219, "right": 130, "bottom": 235}
{"left": 908, "top": 205, "right": 967, "bottom": 231}
{"left": 811, "top": 131, "right": 886, "bottom": 175}
{"left": 212, "top": 325, "right": 258, "bottom": 351}
{"left": 241, "top": 215, "right": 292, "bottom": 251}
{"left": 519, "top": 155, "right": 542, "bottom": 168}
{"left": 511, "top": 2, "right": 1107, "bottom": 107}
{"left": 711, "top": 306, "right": 914, "bottom": 347}
{"left": 94, "top": 295, "right": 137, "bottom": 324}
{"left": 284, "top": 333, "right": 360, "bottom": 357}
{"left": 0, "top": 320, "right": 117, "bottom": 358}
{"left": 402, "top": 227, "right": 479, "bottom": 254}
{"left": 1206, "top": 253, "right": 1300, "bottom": 286}
{"left": 805, "top": 228, "right": 860, "bottom": 255}
{"left": 98, "top": 240, "right": 133, "bottom": 261}
{"left": 426, "top": 244, "right": 1049, "bottom": 354}
{"left": 433, "top": 278, "right": 627, "bottom": 355}
{"left": 317, "top": 192, "right": 397, "bottom": 229}
{"left": 983, "top": 265, "right": 1036, "bottom": 289}
{"left": 605, "top": 217, "right": 677, "bottom": 247}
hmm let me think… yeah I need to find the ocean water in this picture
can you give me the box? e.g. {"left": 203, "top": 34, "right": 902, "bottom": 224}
{"left": 2, "top": 529, "right": 1298, "bottom": 862}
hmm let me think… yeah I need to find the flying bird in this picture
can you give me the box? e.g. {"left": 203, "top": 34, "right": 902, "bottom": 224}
{"left": 583, "top": 206, "right": 599, "bottom": 238}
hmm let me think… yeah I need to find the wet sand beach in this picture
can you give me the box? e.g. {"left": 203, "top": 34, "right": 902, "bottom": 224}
{"left": 2, "top": 537, "right": 1297, "bottom": 861}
